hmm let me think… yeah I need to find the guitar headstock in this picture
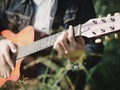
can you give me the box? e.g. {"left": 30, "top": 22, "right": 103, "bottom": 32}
{"left": 81, "top": 13, "right": 120, "bottom": 38}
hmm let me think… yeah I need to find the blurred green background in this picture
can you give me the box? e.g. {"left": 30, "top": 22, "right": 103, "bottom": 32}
{"left": 86, "top": 0, "right": 120, "bottom": 90}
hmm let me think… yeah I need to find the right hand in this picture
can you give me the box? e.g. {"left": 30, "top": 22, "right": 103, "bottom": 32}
{"left": 0, "top": 39, "right": 17, "bottom": 78}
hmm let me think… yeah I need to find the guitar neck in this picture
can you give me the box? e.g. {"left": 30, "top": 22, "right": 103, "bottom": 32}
{"left": 16, "top": 25, "right": 81, "bottom": 59}
{"left": 17, "top": 15, "right": 120, "bottom": 59}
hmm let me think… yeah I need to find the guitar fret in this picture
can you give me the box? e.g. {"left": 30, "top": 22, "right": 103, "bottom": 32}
{"left": 17, "top": 31, "right": 62, "bottom": 59}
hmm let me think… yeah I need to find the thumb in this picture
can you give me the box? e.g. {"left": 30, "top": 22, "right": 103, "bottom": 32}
{"left": 8, "top": 41, "right": 17, "bottom": 53}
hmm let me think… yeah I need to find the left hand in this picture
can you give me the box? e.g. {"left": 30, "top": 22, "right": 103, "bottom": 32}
{"left": 53, "top": 25, "right": 85, "bottom": 61}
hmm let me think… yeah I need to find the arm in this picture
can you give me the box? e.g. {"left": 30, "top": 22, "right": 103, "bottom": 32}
{"left": 54, "top": 0, "right": 104, "bottom": 69}
{"left": 0, "top": 0, "right": 17, "bottom": 78}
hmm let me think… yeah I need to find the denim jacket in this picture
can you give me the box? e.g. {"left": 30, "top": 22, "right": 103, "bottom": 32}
{"left": 0, "top": 0, "right": 96, "bottom": 31}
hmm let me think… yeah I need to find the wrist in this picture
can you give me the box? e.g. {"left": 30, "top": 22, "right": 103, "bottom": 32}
{"left": 65, "top": 50, "right": 86, "bottom": 62}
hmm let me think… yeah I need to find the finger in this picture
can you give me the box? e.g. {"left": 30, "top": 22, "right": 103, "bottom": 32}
{"left": 68, "top": 25, "right": 76, "bottom": 46}
{"left": 76, "top": 36, "right": 85, "bottom": 47}
{"left": 3, "top": 70, "right": 7, "bottom": 78}
{"left": 0, "top": 65, "right": 7, "bottom": 78}
{"left": 4, "top": 66, "right": 10, "bottom": 78}
{"left": 0, "top": 55, "right": 7, "bottom": 67}
{"left": 54, "top": 42, "right": 64, "bottom": 54}
{"left": 0, "top": 69, "right": 4, "bottom": 78}
{"left": 54, "top": 31, "right": 70, "bottom": 54}
{"left": 60, "top": 31, "right": 70, "bottom": 54}
{"left": 6, "top": 71, "right": 10, "bottom": 77}
{"left": 4, "top": 52, "right": 14, "bottom": 71}
{"left": 7, "top": 40, "right": 17, "bottom": 53}
{"left": 0, "top": 55, "right": 11, "bottom": 78}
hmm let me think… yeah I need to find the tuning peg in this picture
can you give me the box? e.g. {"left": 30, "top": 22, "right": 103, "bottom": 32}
{"left": 114, "top": 33, "right": 119, "bottom": 39}
{"left": 105, "top": 35, "right": 110, "bottom": 42}
{"left": 107, "top": 14, "right": 111, "bottom": 17}
{"left": 114, "top": 12, "right": 120, "bottom": 16}
{"left": 98, "top": 15, "right": 102, "bottom": 18}
{"left": 95, "top": 38, "right": 102, "bottom": 43}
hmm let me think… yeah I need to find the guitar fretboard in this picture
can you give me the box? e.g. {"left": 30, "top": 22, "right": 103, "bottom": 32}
{"left": 16, "top": 25, "right": 81, "bottom": 59}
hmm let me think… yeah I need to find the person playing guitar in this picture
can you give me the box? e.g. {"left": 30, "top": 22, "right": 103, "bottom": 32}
{"left": 0, "top": 0, "right": 103, "bottom": 89}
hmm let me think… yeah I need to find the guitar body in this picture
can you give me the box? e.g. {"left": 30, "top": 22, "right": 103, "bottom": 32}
{"left": 0, "top": 26, "right": 34, "bottom": 87}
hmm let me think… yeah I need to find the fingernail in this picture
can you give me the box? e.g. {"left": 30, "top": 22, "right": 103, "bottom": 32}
{"left": 13, "top": 49, "right": 17, "bottom": 53}
{"left": 65, "top": 51, "right": 68, "bottom": 54}
{"left": 12, "top": 67, "right": 15, "bottom": 71}
{"left": 69, "top": 25, "right": 72, "bottom": 29}
{"left": 8, "top": 74, "right": 10, "bottom": 77}
{"left": 7, "top": 73, "right": 10, "bottom": 78}
{"left": 4, "top": 75, "right": 6, "bottom": 78}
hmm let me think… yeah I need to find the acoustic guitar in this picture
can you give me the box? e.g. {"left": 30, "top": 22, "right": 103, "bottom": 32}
{"left": 0, "top": 14, "right": 120, "bottom": 87}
